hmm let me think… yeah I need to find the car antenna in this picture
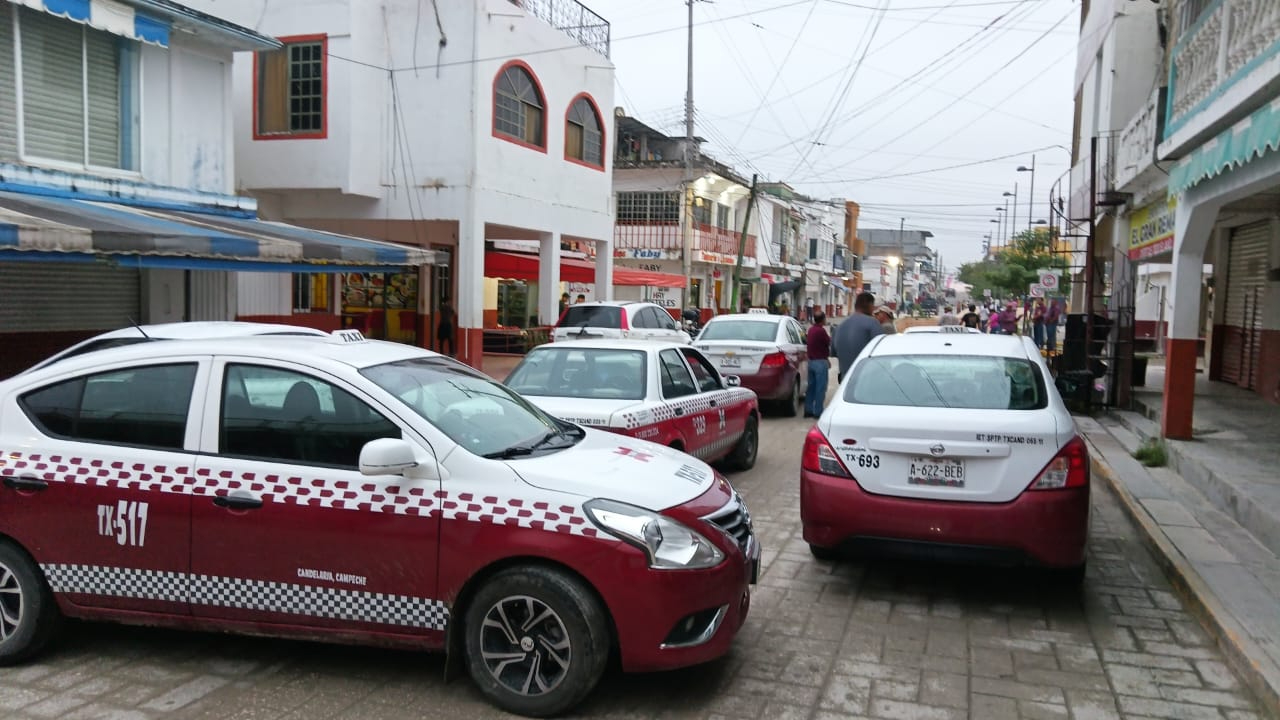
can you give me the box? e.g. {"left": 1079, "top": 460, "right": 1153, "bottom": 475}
{"left": 127, "top": 317, "right": 151, "bottom": 339}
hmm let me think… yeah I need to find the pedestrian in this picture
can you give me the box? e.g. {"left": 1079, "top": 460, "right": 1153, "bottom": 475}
{"left": 558, "top": 292, "right": 569, "bottom": 318}
{"left": 804, "top": 296, "right": 816, "bottom": 324}
{"left": 939, "top": 305, "right": 960, "bottom": 326}
{"left": 575, "top": 294, "right": 586, "bottom": 304}
{"left": 873, "top": 305, "right": 897, "bottom": 334}
{"left": 996, "top": 302, "right": 1018, "bottom": 335}
{"left": 960, "top": 304, "right": 981, "bottom": 330}
{"left": 804, "top": 311, "right": 831, "bottom": 418}
{"left": 436, "top": 301, "right": 456, "bottom": 356}
{"left": 1031, "top": 298, "right": 1047, "bottom": 348}
{"left": 834, "top": 292, "right": 884, "bottom": 382}
{"left": 1045, "top": 298, "right": 1062, "bottom": 352}
{"left": 779, "top": 298, "right": 791, "bottom": 319}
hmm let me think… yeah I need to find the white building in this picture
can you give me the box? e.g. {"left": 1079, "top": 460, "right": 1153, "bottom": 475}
{"left": 0, "top": 0, "right": 432, "bottom": 377}
{"left": 183, "top": 0, "right": 616, "bottom": 369}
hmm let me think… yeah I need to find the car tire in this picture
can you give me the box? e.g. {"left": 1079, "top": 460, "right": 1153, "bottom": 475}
{"left": 463, "top": 566, "right": 611, "bottom": 717}
{"left": 0, "top": 542, "right": 60, "bottom": 665}
{"left": 809, "top": 544, "right": 839, "bottom": 562}
{"left": 724, "top": 415, "right": 758, "bottom": 471}
{"left": 778, "top": 377, "right": 800, "bottom": 417}
{"left": 1049, "top": 561, "right": 1087, "bottom": 588}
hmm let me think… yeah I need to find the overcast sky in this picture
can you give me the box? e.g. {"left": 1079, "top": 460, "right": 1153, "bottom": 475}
{"left": 589, "top": 0, "right": 1078, "bottom": 269}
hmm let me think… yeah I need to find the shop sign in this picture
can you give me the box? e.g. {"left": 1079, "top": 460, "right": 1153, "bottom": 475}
{"left": 614, "top": 247, "right": 674, "bottom": 260}
{"left": 649, "top": 287, "right": 682, "bottom": 309}
{"left": 1128, "top": 196, "right": 1176, "bottom": 260}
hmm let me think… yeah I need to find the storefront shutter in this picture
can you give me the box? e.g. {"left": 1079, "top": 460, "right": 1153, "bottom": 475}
{"left": 20, "top": 8, "right": 86, "bottom": 165}
{"left": 0, "top": 7, "right": 17, "bottom": 161}
{"left": 85, "top": 29, "right": 122, "bottom": 168}
{"left": 0, "top": 263, "right": 140, "bottom": 333}
{"left": 1221, "top": 221, "right": 1270, "bottom": 388}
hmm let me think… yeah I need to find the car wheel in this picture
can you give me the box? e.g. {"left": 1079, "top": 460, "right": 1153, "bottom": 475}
{"left": 778, "top": 377, "right": 800, "bottom": 417}
{"left": 0, "top": 542, "right": 59, "bottom": 665}
{"left": 1048, "top": 561, "right": 1087, "bottom": 588}
{"left": 464, "top": 566, "right": 610, "bottom": 717}
{"left": 724, "top": 415, "right": 758, "bottom": 471}
{"left": 809, "top": 544, "right": 839, "bottom": 562}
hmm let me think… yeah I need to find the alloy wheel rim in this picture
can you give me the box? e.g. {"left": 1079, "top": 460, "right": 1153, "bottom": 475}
{"left": 480, "top": 594, "right": 571, "bottom": 696}
{"left": 0, "top": 563, "right": 23, "bottom": 643}
{"left": 745, "top": 422, "right": 758, "bottom": 461}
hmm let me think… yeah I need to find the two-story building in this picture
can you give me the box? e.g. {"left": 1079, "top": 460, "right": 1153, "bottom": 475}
{"left": 183, "top": 0, "right": 616, "bottom": 370}
{"left": 0, "top": 0, "right": 435, "bottom": 377}
{"left": 1077, "top": 0, "right": 1280, "bottom": 437}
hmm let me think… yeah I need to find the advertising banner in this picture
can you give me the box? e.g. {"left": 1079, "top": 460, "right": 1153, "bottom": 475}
{"left": 1128, "top": 196, "right": 1176, "bottom": 260}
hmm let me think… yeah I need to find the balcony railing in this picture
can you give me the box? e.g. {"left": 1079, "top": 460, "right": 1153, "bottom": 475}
{"left": 613, "top": 222, "right": 756, "bottom": 259}
{"left": 510, "top": 0, "right": 610, "bottom": 58}
{"left": 1114, "top": 89, "right": 1165, "bottom": 191}
{"left": 1165, "top": 0, "right": 1280, "bottom": 148}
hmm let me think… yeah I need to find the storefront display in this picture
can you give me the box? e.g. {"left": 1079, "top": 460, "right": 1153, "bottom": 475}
{"left": 341, "top": 271, "right": 419, "bottom": 342}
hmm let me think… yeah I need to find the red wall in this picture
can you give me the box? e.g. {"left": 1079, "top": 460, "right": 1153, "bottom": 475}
{"left": 0, "top": 330, "right": 98, "bottom": 380}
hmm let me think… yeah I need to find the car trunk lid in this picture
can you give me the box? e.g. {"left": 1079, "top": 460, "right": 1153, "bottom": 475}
{"left": 694, "top": 341, "right": 778, "bottom": 375}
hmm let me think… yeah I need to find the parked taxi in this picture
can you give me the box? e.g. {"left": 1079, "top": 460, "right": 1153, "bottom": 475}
{"left": 693, "top": 313, "right": 809, "bottom": 416}
{"left": 0, "top": 330, "right": 758, "bottom": 717}
{"left": 504, "top": 339, "right": 760, "bottom": 471}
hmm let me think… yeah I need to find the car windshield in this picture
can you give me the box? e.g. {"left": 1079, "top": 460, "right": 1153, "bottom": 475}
{"left": 559, "top": 305, "right": 622, "bottom": 328}
{"left": 362, "top": 358, "right": 576, "bottom": 458}
{"left": 506, "top": 347, "right": 646, "bottom": 400}
{"left": 844, "top": 355, "right": 1047, "bottom": 410}
{"left": 699, "top": 320, "right": 777, "bottom": 342}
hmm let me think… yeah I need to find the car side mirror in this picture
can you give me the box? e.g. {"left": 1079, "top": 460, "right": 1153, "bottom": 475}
{"left": 359, "top": 438, "right": 420, "bottom": 476}
{"left": 723, "top": 375, "right": 742, "bottom": 387}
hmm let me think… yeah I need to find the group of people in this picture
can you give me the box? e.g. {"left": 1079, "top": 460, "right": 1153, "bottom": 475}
{"left": 935, "top": 298, "right": 1063, "bottom": 350}
{"left": 800, "top": 292, "right": 891, "bottom": 418}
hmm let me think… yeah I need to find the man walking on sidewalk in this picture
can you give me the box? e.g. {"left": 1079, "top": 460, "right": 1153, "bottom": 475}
{"left": 804, "top": 311, "right": 831, "bottom": 418}
{"left": 835, "top": 292, "right": 883, "bottom": 382}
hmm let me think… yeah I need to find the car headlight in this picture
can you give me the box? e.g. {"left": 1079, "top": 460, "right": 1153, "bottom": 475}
{"left": 584, "top": 499, "right": 724, "bottom": 570}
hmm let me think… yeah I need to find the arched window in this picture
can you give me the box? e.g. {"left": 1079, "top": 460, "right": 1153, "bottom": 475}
{"left": 493, "top": 63, "right": 545, "bottom": 149}
{"left": 565, "top": 95, "right": 603, "bottom": 168}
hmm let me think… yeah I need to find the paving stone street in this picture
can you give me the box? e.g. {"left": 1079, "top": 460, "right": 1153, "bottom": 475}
{"left": 0, "top": 408, "right": 1269, "bottom": 720}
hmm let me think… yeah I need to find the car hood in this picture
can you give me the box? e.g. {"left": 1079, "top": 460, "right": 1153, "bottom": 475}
{"left": 521, "top": 396, "right": 645, "bottom": 429}
{"left": 509, "top": 427, "right": 716, "bottom": 511}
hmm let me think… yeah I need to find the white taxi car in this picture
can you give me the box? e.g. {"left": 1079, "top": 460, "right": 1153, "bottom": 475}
{"left": 0, "top": 330, "right": 758, "bottom": 716}
{"left": 801, "top": 327, "right": 1089, "bottom": 581}
{"left": 552, "top": 301, "right": 692, "bottom": 344}
{"left": 505, "top": 340, "right": 760, "bottom": 471}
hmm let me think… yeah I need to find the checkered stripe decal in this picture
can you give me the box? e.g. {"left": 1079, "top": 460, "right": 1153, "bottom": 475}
{"left": 617, "top": 388, "right": 757, "bottom": 429}
{"left": 41, "top": 564, "right": 450, "bottom": 630}
{"left": 689, "top": 432, "right": 742, "bottom": 461}
{"left": 1, "top": 451, "right": 606, "bottom": 540}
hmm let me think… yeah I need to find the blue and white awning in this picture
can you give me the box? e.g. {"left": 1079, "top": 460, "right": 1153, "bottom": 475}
{"left": 20, "top": 0, "right": 171, "bottom": 46}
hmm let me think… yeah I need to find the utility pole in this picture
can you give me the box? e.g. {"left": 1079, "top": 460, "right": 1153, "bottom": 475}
{"left": 897, "top": 217, "right": 905, "bottom": 304}
{"left": 729, "top": 174, "right": 759, "bottom": 312}
{"left": 681, "top": 0, "right": 695, "bottom": 312}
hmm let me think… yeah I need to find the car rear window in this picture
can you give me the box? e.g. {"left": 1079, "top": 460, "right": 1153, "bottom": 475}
{"left": 844, "top": 355, "right": 1047, "bottom": 410}
{"left": 699, "top": 320, "right": 777, "bottom": 342}
{"left": 506, "top": 348, "right": 647, "bottom": 400}
{"left": 558, "top": 305, "right": 622, "bottom": 329}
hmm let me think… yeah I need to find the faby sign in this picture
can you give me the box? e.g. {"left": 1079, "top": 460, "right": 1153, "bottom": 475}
{"left": 1129, "top": 196, "right": 1176, "bottom": 260}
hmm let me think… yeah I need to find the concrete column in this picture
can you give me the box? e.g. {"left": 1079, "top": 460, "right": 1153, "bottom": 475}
{"left": 595, "top": 239, "right": 614, "bottom": 301}
{"left": 1162, "top": 197, "right": 1217, "bottom": 439}
{"left": 538, "top": 232, "right": 561, "bottom": 326}
{"left": 457, "top": 213, "right": 486, "bottom": 369}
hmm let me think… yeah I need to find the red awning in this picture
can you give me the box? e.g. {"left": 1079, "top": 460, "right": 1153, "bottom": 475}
{"left": 613, "top": 268, "right": 686, "bottom": 288}
{"left": 484, "top": 251, "right": 596, "bottom": 284}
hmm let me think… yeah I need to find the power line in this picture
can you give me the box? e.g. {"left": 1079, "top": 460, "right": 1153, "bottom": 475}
{"left": 789, "top": 144, "right": 1064, "bottom": 184}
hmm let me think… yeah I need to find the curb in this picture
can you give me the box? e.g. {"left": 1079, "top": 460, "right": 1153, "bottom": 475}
{"left": 1084, "top": 437, "right": 1280, "bottom": 717}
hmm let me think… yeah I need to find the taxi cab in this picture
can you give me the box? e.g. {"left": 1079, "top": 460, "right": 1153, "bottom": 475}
{"left": 504, "top": 340, "right": 760, "bottom": 471}
{"left": 0, "top": 330, "right": 758, "bottom": 717}
{"left": 801, "top": 327, "right": 1089, "bottom": 582}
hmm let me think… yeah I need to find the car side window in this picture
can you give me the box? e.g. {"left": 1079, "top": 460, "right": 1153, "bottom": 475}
{"left": 680, "top": 349, "right": 722, "bottom": 392}
{"left": 654, "top": 308, "right": 677, "bottom": 331}
{"left": 630, "top": 307, "right": 653, "bottom": 329}
{"left": 789, "top": 321, "right": 805, "bottom": 345}
{"left": 658, "top": 349, "right": 698, "bottom": 398}
{"left": 20, "top": 363, "right": 197, "bottom": 450}
{"left": 220, "top": 364, "right": 400, "bottom": 469}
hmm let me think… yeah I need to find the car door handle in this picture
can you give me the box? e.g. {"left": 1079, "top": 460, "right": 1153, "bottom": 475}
{"left": 213, "top": 493, "right": 263, "bottom": 510}
{"left": 709, "top": 399, "right": 718, "bottom": 407}
{"left": 3, "top": 475, "right": 48, "bottom": 492}
{"left": 674, "top": 407, "right": 685, "bottom": 416}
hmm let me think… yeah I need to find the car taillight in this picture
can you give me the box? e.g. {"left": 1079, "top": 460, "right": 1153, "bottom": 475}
{"left": 761, "top": 352, "right": 787, "bottom": 368}
{"left": 619, "top": 311, "right": 630, "bottom": 331}
{"left": 1028, "top": 435, "right": 1089, "bottom": 490}
{"left": 802, "top": 427, "right": 851, "bottom": 478}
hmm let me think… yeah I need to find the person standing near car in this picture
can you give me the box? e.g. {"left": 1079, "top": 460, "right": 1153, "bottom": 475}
{"left": 874, "top": 305, "right": 898, "bottom": 334}
{"left": 436, "top": 301, "right": 456, "bottom": 357}
{"left": 1044, "top": 299, "right": 1062, "bottom": 352}
{"left": 834, "top": 292, "right": 883, "bottom": 382}
{"left": 1031, "top": 298, "right": 1047, "bottom": 348}
{"left": 804, "top": 311, "right": 831, "bottom": 418}
{"left": 939, "top": 306, "right": 960, "bottom": 326}
{"left": 960, "top": 304, "right": 981, "bottom": 330}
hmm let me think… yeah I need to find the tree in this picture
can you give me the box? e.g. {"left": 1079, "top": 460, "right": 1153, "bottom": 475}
{"left": 958, "top": 228, "right": 1065, "bottom": 299}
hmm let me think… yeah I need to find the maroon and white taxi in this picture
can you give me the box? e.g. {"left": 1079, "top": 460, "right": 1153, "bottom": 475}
{"left": 0, "top": 330, "right": 758, "bottom": 717}
{"left": 693, "top": 312, "right": 808, "bottom": 416}
{"left": 504, "top": 339, "right": 760, "bottom": 471}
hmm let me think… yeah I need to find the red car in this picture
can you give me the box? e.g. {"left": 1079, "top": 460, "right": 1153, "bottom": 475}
{"left": 693, "top": 313, "right": 809, "bottom": 416}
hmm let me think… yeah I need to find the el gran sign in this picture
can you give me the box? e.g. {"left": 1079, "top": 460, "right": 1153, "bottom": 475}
{"left": 1128, "top": 196, "right": 1175, "bottom": 260}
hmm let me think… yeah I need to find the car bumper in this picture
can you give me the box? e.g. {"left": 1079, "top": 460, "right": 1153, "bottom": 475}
{"left": 737, "top": 366, "right": 792, "bottom": 400}
{"left": 800, "top": 469, "right": 1089, "bottom": 568}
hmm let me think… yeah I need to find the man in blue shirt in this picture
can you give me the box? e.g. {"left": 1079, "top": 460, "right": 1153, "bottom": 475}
{"left": 834, "top": 292, "right": 884, "bottom": 382}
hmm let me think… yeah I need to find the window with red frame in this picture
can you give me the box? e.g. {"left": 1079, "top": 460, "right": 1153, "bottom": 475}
{"left": 256, "top": 38, "right": 325, "bottom": 137}
{"left": 566, "top": 97, "right": 603, "bottom": 166}
{"left": 494, "top": 65, "right": 544, "bottom": 147}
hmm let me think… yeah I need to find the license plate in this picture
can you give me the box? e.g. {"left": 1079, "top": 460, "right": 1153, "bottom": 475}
{"left": 908, "top": 457, "right": 965, "bottom": 487}
{"left": 720, "top": 357, "right": 741, "bottom": 368}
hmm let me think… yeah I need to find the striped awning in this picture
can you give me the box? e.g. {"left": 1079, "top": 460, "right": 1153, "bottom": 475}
{"left": 19, "top": 0, "right": 171, "bottom": 46}
{"left": 1169, "top": 96, "right": 1280, "bottom": 196}
{"left": 0, "top": 191, "right": 439, "bottom": 272}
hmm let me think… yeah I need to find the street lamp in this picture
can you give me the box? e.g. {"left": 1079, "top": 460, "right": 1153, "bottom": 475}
{"left": 1003, "top": 183, "right": 1018, "bottom": 246}
{"left": 1017, "top": 155, "right": 1036, "bottom": 233}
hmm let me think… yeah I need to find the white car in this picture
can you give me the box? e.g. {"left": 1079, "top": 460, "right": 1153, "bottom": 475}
{"left": 0, "top": 330, "right": 758, "bottom": 716}
{"left": 27, "top": 321, "right": 327, "bottom": 373}
{"left": 693, "top": 313, "right": 809, "bottom": 416}
{"left": 801, "top": 330, "right": 1089, "bottom": 581}
{"left": 552, "top": 301, "right": 692, "bottom": 344}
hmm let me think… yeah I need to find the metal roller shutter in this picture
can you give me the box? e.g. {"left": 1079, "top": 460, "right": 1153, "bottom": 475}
{"left": 1221, "top": 221, "right": 1270, "bottom": 388}
{"left": 0, "top": 263, "right": 140, "bottom": 332}
{"left": 0, "top": 7, "right": 17, "bottom": 161}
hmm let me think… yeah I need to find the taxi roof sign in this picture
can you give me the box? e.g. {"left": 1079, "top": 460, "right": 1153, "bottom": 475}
{"left": 332, "top": 329, "right": 368, "bottom": 344}
{"left": 747, "top": 308, "right": 769, "bottom": 314}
